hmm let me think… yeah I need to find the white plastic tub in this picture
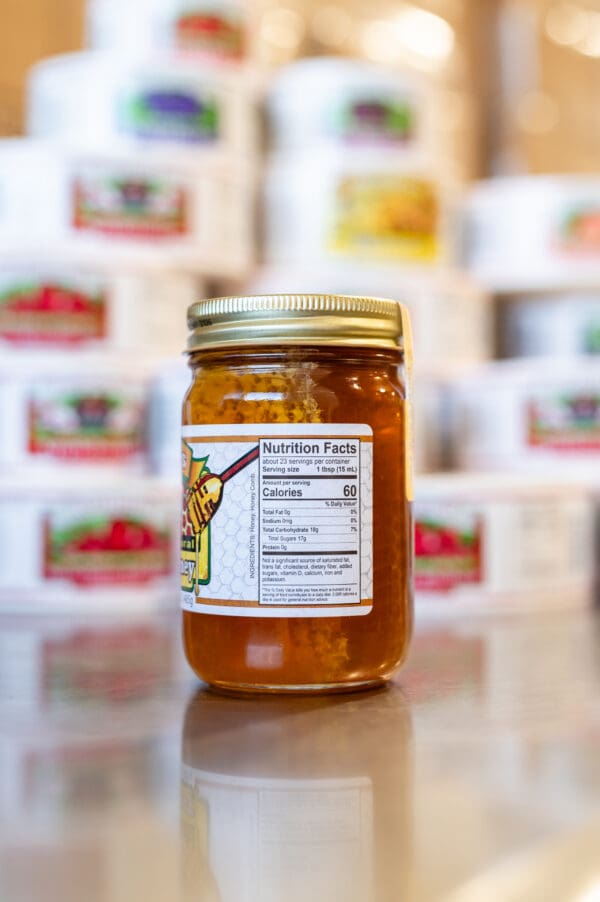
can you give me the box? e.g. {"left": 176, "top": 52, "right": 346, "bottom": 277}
{"left": 263, "top": 149, "right": 455, "bottom": 267}
{"left": 268, "top": 57, "right": 430, "bottom": 153}
{"left": 0, "top": 474, "right": 179, "bottom": 610}
{"left": 87, "top": 0, "right": 252, "bottom": 63}
{"left": 0, "top": 139, "right": 254, "bottom": 277}
{"left": 447, "top": 358, "right": 600, "bottom": 474}
{"left": 248, "top": 266, "right": 492, "bottom": 365}
{"left": 28, "top": 52, "right": 257, "bottom": 159}
{"left": 501, "top": 292, "right": 600, "bottom": 358}
{"left": 0, "top": 353, "right": 157, "bottom": 475}
{"left": 415, "top": 473, "right": 596, "bottom": 616}
{"left": 467, "top": 176, "right": 600, "bottom": 291}
{"left": 0, "top": 259, "right": 201, "bottom": 353}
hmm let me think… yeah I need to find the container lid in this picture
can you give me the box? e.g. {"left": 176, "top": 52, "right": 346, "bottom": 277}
{"left": 187, "top": 293, "right": 407, "bottom": 351}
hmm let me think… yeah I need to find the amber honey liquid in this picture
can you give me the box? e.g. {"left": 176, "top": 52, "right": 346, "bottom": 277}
{"left": 183, "top": 346, "right": 413, "bottom": 693}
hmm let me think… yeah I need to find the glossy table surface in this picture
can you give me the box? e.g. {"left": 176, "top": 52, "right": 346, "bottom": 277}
{"left": 1, "top": 606, "right": 600, "bottom": 902}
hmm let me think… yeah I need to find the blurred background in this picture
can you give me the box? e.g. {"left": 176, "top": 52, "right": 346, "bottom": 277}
{"left": 0, "top": 0, "right": 598, "bottom": 617}
{"left": 2, "top": 4, "right": 600, "bottom": 901}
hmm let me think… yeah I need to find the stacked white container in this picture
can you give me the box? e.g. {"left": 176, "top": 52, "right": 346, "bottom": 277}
{"left": 263, "top": 57, "right": 458, "bottom": 269}
{"left": 460, "top": 176, "right": 600, "bottom": 479}
{"left": 0, "top": 0, "right": 263, "bottom": 612}
{"left": 413, "top": 473, "right": 596, "bottom": 617}
{"left": 245, "top": 56, "right": 492, "bottom": 481}
{"left": 419, "top": 175, "right": 600, "bottom": 620}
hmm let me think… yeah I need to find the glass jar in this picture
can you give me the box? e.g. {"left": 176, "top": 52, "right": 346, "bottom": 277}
{"left": 181, "top": 294, "right": 413, "bottom": 693}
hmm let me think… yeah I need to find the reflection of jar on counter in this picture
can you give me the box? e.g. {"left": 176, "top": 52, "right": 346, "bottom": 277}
{"left": 181, "top": 688, "right": 413, "bottom": 902}
{"left": 182, "top": 294, "right": 414, "bottom": 693}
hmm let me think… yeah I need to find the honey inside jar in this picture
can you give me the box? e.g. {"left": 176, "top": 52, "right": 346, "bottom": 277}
{"left": 182, "top": 295, "right": 413, "bottom": 693}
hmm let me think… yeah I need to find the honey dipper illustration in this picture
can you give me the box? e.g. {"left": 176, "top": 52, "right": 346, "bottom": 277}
{"left": 184, "top": 445, "right": 260, "bottom": 592}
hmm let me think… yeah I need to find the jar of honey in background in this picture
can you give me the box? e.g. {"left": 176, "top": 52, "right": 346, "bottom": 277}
{"left": 182, "top": 294, "right": 413, "bottom": 693}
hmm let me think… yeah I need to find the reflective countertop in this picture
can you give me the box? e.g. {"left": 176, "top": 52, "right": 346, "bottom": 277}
{"left": 1, "top": 607, "right": 599, "bottom": 901}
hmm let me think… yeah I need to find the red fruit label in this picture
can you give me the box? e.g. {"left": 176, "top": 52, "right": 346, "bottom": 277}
{"left": 175, "top": 11, "right": 245, "bottom": 58}
{"left": 527, "top": 393, "right": 600, "bottom": 450}
{"left": 72, "top": 174, "right": 188, "bottom": 238}
{"left": 44, "top": 512, "right": 172, "bottom": 586}
{"left": 415, "top": 507, "right": 483, "bottom": 592}
{"left": 28, "top": 389, "right": 147, "bottom": 462}
{"left": 42, "top": 626, "right": 172, "bottom": 702}
{"left": 0, "top": 280, "right": 106, "bottom": 346}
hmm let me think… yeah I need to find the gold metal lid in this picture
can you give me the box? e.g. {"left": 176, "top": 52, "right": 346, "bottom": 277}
{"left": 187, "top": 294, "right": 405, "bottom": 351}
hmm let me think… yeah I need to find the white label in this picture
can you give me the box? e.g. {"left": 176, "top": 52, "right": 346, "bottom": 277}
{"left": 181, "top": 424, "right": 373, "bottom": 617}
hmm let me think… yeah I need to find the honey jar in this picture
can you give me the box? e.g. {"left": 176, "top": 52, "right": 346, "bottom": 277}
{"left": 181, "top": 294, "right": 413, "bottom": 693}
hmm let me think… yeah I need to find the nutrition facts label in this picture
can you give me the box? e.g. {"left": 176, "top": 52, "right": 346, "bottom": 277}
{"left": 181, "top": 423, "right": 373, "bottom": 618}
{"left": 258, "top": 430, "right": 371, "bottom": 611}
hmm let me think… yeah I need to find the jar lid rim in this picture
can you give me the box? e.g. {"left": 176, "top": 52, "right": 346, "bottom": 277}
{"left": 186, "top": 293, "right": 407, "bottom": 352}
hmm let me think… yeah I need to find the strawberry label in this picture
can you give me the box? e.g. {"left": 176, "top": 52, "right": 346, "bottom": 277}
{"left": 42, "top": 626, "right": 172, "bottom": 702}
{"left": 331, "top": 176, "right": 439, "bottom": 261}
{"left": 72, "top": 174, "right": 188, "bottom": 238}
{"left": 44, "top": 511, "right": 172, "bottom": 586}
{"left": 337, "top": 97, "right": 415, "bottom": 145}
{"left": 175, "top": 10, "right": 244, "bottom": 59}
{"left": 0, "top": 279, "right": 106, "bottom": 346}
{"left": 28, "top": 388, "right": 146, "bottom": 462}
{"left": 528, "top": 392, "right": 600, "bottom": 450}
{"left": 415, "top": 506, "right": 483, "bottom": 592}
{"left": 120, "top": 88, "right": 220, "bottom": 143}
